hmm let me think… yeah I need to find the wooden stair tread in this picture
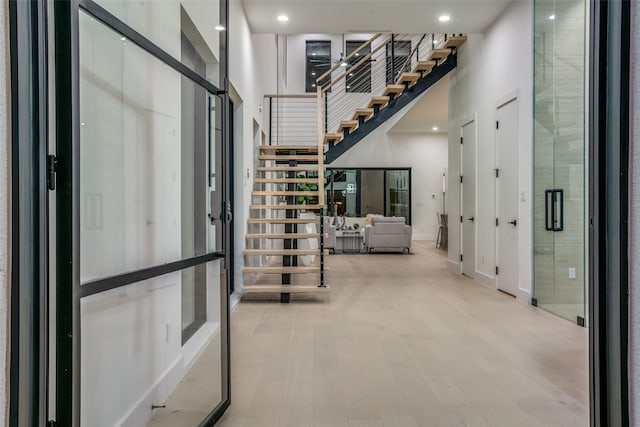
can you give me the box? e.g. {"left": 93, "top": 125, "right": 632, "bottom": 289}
{"left": 323, "top": 133, "right": 343, "bottom": 145}
{"left": 338, "top": 120, "right": 359, "bottom": 132}
{"left": 368, "top": 96, "right": 390, "bottom": 109}
{"left": 243, "top": 266, "right": 322, "bottom": 274}
{"left": 413, "top": 60, "right": 436, "bottom": 72}
{"left": 252, "top": 190, "right": 319, "bottom": 197}
{"left": 258, "top": 154, "right": 319, "bottom": 161}
{"left": 250, "top": 204, "right": 324, "bottom": 210}
{"left": 352, "top": 108, "right": 374, "bottom": 121}
{"left": 256, "top": 165, "right": 319, "bottom": 172}
{"left": 242, "top": 285, "right": 330, "bottom": 294}
{"left": 247, "top": 218, "right": 320, "bottom": 224}
{"left": 383, "top": 84, "right": 405, "bottom": 97}
{"left": 244, "top": 249, "right": 325, "bottom": 256}
{"left": 428, "top": 48, "right": 452, "bottom": 61}
{"left": 397, "top": 72, "right": 421, "bottom": 84}
{"left": 246, "top": 233, "right": 323, "bottom": 239}
{"left": 443, "top": 36, "right": 467, "bottom": 49}
{"left": 259, "top": 145, "right": 318, "bottom": 152}
{"left": 255, "top": 178, "right": 322, "bottom": 184}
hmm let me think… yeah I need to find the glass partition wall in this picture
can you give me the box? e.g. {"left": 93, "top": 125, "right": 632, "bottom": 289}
{"left": 533, "top": 0, "right": 587, "bottom": 324}
{"left": 52, "top": 0, "right": 230, "bottom": 425}
{"left": 326, "top": 168, "right": 411, "bottom": 223}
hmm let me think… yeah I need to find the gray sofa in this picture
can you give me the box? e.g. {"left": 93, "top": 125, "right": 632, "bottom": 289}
{"left": 364, "top": 217, "right": 412, "bottom": 253}
{"left": 323, "top": 216, "right": 336, "bottom": 253}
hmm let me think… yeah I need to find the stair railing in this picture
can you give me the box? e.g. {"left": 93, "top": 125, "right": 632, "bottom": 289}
{"left": 316, "top": 33, "right": 452, "bottom": 146}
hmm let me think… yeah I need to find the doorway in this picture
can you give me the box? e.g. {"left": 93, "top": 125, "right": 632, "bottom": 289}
{"left": 495, "top": 98, "right": 519, "bottom": 297}
{"left": 460, "top": 120, "right": 476, "bottom": 278}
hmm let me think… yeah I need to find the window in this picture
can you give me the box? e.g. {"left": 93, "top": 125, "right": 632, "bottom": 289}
{"left": 345, "top": 40, "right": 371, "bottom": 93}
{"left": 386, "top": 40, "right": 411, "bottom": 84}
{"left": 326, "top": 168, "right": 411, "bottom": 224}
{"left": 306, "top": 40, "right": 331, "bottom": 92}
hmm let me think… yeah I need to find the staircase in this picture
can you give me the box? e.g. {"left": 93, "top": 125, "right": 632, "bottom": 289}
{"left": 318, "top": 33, "right": 467, "bottom": 163}
{"left": 243, "top": 144, "right": 330, "bottom": 302}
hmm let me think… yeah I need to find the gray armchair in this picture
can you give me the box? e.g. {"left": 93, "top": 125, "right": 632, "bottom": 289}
{"left": 364, "top": 217, "right": 411, "bottom": 253}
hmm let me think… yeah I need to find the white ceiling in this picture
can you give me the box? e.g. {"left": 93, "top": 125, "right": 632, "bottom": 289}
{"left": 240, "top": 0, "right": 513, "bottom": 34}
{"left": 389, "top": 76, "right": 449, "bottom": 134}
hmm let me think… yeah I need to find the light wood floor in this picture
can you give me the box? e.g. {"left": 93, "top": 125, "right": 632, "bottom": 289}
{"left": 218, "top": 241, "right": 588, "bottom": 427}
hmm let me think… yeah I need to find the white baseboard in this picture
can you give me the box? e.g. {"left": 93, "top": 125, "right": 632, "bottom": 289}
{"left": 447, "top": 259, "right": 460, "bottom": 273}
{"left": 412, "top": 234, "right": 437, "bottom": 241}
{"left": 116, "top": 322, "right": 221, "bottom": 427}
{"left": 231, "top": 293, "right": 241, "bottom": 312}
{"left": 474, "top": 271, "right": 496, "bottom": 288}
{"left": 516, "top": 288, "right": 531, "bottom": 304}
{"left": 115, "top": 356, "right": 183, "bottom": 427}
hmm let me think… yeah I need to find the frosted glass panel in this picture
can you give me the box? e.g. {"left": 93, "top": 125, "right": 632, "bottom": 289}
{"left": 81, "top": 261, "right": 223, "bottom": 427}
{"left": 79, "top": 13, "right": 219, "bottom": 283}
{"left": 92, "top": 0, "right": 222, "bottom": 86}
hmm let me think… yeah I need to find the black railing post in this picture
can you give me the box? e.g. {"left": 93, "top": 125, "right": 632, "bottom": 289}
{"left": 324, "top": 94, "right": 328, "bottom": 134}
{"left": 319, "top": 209, "right": 325, "bottom": 287}
{"left": 268, "top": 96, "right": 273, "bottom": 145}
{"left": 390, "top": 34, "right": 396, "bottom": 85}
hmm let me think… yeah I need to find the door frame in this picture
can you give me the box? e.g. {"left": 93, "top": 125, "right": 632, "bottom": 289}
{"left": 494, "top": 94, "right": 519, "bottom": 297}
{"left": 459, "top": 116, "right": 477, "bottom": 276}
{"left": 588, "top": 1, "right": 631, "bottom": 425}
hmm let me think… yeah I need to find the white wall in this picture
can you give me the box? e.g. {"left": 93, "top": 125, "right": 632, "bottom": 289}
{"left": 630, "top": 1, "right": 640, "bottom": 423}
{"left": 229, "top": 0, "right": 269, "bottom": 295}
{"left": 0, "top": 0, "right": 9, "bottom": 423}
{"left": 447, "top": 1, "right": 533, "bottom": 299}
{"left": 329, "top": 121, "right": 448, "bottom": 241}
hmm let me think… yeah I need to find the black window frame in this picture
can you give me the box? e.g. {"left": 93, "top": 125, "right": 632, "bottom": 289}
{"left": 305, "top": 40, "right": 331, "bottom": 93}
{"left": 345, "top": 40, "right": 371, "bottom": 93}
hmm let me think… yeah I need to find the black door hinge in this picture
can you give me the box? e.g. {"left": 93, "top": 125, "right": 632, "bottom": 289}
{"left": 460, "top": 137, "right": 463, "bottom": 144}
{"left": 47, "top": 154, "right": 58, "bottom": 191}
{"left": 460, "top": 216, "right": 463, "bottom": 223}
{"left": 495, "top": 266, "right": 499, "bottom": 275}
{"left": 495, "top": 168, "right": 499, "bottom": 178}
{"left": 531, "top": 297, "right": 538, "bottom": 306}
{"left": 496, "top": 218, "right": 499, "bottom": 227}
{"left": 496, "top": 121, "right": 499, "bottom": 129}
{"left": 48, "top": 420, "right": 57, "bottom": 427}
{"left": 460, "top": 175, "right": 463, "bottom": 183}
{"left": 460, "top": 254, "right": 463, "bottom": 262}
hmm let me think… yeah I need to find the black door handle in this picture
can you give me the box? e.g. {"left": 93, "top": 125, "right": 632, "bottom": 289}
{"left": 468, "top": 217, "right": 474, "bottom": 222}
{"left": 508, "top": 219, "right": 517, "bottom": 226}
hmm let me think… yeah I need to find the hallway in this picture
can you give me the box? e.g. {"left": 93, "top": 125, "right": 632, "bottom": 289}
{"left": 218, "top": 241, "right": 588, "bottom": 427}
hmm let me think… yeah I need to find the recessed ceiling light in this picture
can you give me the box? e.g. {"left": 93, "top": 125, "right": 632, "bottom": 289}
{"left": 346, "top": 85, "right": 351, "bottom": 89}
{"left": 120, "top": 37, "right": 126, "bottom": 41}
{"left": 349, "top": 73, "right": 354, "bottom": 77}
{"left": 312, "top": 83, "right": 316, "bottom": 87}
{"left": 215, "top": 25, "right": 225, "bottom": 31}
{"left": 311, "top": 72, "right": 316, "bottom": 76}
{"left": 355, "top": 53, "right": 360, "bottom": 56}
{"left": 277, "top": 15, "right": 289, "bottom": 22}
{"left": 549, "top": 14, "right": 555, "bottom": 20}
{"left": 432, "top": 126, "right": 439, "bottom": 131}
{"left": 340, "top": 62, "right": 348, "bottom": 67}
{"left": 312, "top": 52, "right": 317, "bottom": 56}
{"left": 438, "top": 15, "right": 451, "bottom": 22}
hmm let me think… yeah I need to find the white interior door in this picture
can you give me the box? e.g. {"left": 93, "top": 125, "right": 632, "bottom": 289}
{"left": 496, "top": 98, "right": 519, "bottom": 296}
{"left": 461, "top": 121, "right": 476, "bottom": 278}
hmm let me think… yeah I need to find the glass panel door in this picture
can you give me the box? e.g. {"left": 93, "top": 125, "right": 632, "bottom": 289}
{"left": 386, "top": 170, "right": 410, "bottom": 222}
{"left": 52, "top": 1, "right": 229, "bottom": 425}
{"left": 533, "top": 0, "right": 587, "bottom": 323}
